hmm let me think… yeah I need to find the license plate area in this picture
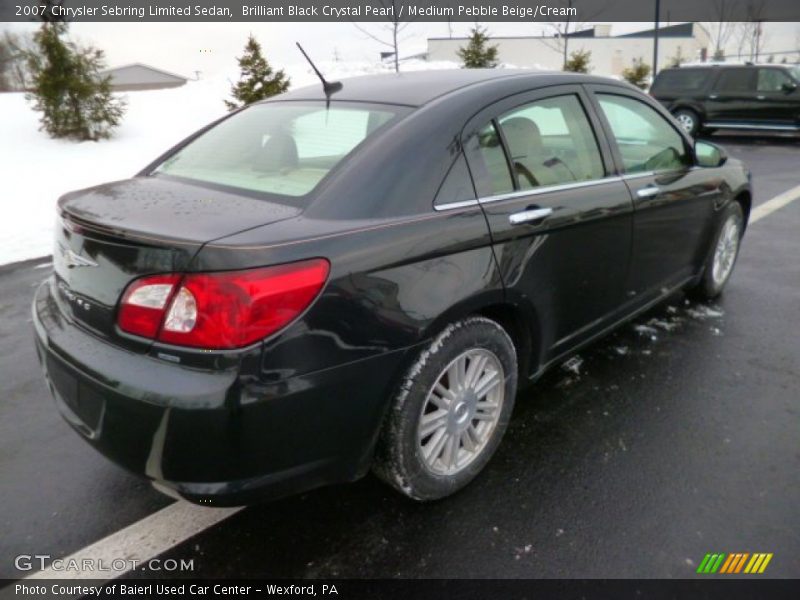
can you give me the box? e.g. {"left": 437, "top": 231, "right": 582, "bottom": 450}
{"left": 46, "top": 353, "right": 104, "bottom": 437}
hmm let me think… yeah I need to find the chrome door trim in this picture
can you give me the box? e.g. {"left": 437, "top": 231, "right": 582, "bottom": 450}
{"left": 433, "top": 198, "right": 481, "bottom": 212}
{"left": 478, "top": 176, "right": 623, "bottom": 206}
{"left": 435, "top": 176, "right": 625, "bottom": 212}
{"left": 620, "top": 170, "right": 656, "bottom": 181}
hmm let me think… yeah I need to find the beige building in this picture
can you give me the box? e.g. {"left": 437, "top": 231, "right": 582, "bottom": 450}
{"left": 99, "top": 63, "right": 189, "bottom": 91}
{"left": 427, "top": 23, "right": 711, "bottom": 76}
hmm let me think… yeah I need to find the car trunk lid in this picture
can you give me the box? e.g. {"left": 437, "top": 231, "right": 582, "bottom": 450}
{"left": 53, "top": 176, "right": 301, "bottom": 344}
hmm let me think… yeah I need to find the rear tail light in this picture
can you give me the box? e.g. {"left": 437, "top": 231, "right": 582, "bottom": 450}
{"left": 117, "top": 259, "right": 330, "bottom": 349}
{"left": 118, "top": 274, "right": 181, "bottom": 339}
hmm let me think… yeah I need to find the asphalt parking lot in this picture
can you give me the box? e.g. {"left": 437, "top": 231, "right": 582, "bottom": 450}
{"left": 1, "top": 134, "right": 799, "bottom": 581}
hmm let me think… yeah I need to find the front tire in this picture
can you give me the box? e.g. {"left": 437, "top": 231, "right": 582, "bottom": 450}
{"left": 373, "top": 316, "right": 517, "bottom": 501}
{"left": 690, "top": 202, "right": 744, "bottom": 299}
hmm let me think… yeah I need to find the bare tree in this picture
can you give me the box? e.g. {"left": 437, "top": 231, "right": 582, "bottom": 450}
{"left": 0, "top": 29, "right": 35, "bottom": 90}
{"left": 352, "top": 1, "right": 415, "bottom": 73}
{"left": 535, "top": 0, "right": 605, "bottom": 69}
{"left": 732, "top": 0, "right": 769, "bottom": 61}
{"left": 701, "top": 0, "right": 738, "bottom": 60}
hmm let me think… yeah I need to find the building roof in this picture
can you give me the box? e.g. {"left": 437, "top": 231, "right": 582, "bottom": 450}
{"left": 617, "top": 23, "right": 696, "bottom": 38}
{"left": 429, "top": 22, "right": 698, "bottom": 43}
{"left": 99, "top": 63, "right": 188, "bottom": 82}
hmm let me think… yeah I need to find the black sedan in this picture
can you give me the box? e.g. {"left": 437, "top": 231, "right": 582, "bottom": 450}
{"left": 32, "top": 70, "right": 751, "bottom": 505}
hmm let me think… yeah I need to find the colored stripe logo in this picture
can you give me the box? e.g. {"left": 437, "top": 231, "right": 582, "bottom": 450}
{"left": 696, "top": 552, "right": 773, "bottom": 574}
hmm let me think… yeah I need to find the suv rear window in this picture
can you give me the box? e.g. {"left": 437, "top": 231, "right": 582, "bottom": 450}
{"left": 651, "top": 69, "right": 707, "bottom": 92}
{"left": 713, "top": 68, "right": 756, "bottom": 92}
{"left": 156, "top": 101, "right": 409, "bottom": 198}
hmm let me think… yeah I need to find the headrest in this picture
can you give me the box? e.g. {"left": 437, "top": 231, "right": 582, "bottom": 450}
{"left": 255, "top": 132, "right": 299, "bottom": 172}
{"left": 501, "top": 117, "right": 543, "bottom": 160}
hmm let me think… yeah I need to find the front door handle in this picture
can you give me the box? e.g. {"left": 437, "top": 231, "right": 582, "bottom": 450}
{"left": 708, "top": 94, "right": 718, "bottom": 99}
{"left": 636, "top": 185, "right": 660, "bottom": 199}
{"left": 509, "top": 206, "right": 553, "bottom": 225}
{"left": 756, "top": 95, "right": 766, "bottom": 100}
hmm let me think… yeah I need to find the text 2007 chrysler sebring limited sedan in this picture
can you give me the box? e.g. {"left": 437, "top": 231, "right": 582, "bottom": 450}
{"left": 33, "top": 70, "right": 751, "bottom": 505}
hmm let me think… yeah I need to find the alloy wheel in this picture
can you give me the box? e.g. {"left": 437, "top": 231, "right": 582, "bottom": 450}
{"left": 417, "top": 349, "right": 505, "bottom": 476}
{"left": 676, "top": 113, "right": 695, "bottom": 133}
{"left": 712, "top": 215, "right": 741, "bottom": 286}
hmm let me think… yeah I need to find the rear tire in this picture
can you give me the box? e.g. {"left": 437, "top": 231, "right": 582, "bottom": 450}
{"left": 373, "top": 316, "right": 517, "bottom": 501}
{"left": 689, "top": 202, "right": 744, "bottom": 300}
{"left": 674, "top": 108, "right": 700, "bottom": 137}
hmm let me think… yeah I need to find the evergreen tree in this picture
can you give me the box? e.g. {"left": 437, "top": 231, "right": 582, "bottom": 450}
{"left": 457, "top": 25, "right": 499, "bottom": 69}
{"left": 622, "top": 58, "right": 652, "bottom": 90}
{"left": 225, "top": 35, "right": 290, "bottom": 110}
{"left": 26, "top": 22, "right": 125, "bottom": 141}
{"left": 563, "top": 49, "right": 592, "bottom": 73}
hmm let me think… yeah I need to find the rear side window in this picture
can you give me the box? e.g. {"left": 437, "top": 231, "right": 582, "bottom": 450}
{"left": 597, "top": 94, "right": 690, "bottom": 174}
{"left": 713, "top": 68, "right": 756, "bottom": 93}
{"left": 434, "top": 154, "right": 476, "bottom": 207}
{"left": 156, "top": 101, "right": 408, "bottom": 198}
{"left": 496, "top": 94, "right": 604, "bottom": 190}
{"left": 652, "top": 69, "right": 707, "bottom": 93}
{"left": 757, "top": 68, "right": 794, "bottom": 92}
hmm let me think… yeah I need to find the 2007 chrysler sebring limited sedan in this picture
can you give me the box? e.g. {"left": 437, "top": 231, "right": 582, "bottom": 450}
{"left": 33, "top": 70, "right": 751, "bottom": 505}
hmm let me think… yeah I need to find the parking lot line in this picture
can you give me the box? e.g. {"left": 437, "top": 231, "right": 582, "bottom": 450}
{"left": 750, "top": 183, "right": 800, "bottom": 224}
{"left": 25, "top": 502, "right": 243, "bottom": 580}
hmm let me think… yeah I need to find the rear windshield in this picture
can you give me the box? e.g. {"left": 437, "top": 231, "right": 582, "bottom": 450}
{"left": 651, "top": 69, "right": 707, "bottom": 92}
{"left": 155, "top": 101, "right": 410, "bottom": 197}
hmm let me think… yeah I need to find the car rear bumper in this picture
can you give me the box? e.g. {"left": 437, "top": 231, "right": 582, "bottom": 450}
{"left": 32, "top": 277, "right": 414, "bottom": 506}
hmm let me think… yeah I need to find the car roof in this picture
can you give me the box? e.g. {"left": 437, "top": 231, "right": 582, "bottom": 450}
{"left": 271, "top": 69, "right": 623, "bottom": 107}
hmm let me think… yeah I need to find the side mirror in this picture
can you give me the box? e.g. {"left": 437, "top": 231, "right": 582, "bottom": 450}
{"left": 695, "top": 140, "right": 728, "bottom": 168}
{"left": 781, "top": 82, "right": 798, "bottom": 93}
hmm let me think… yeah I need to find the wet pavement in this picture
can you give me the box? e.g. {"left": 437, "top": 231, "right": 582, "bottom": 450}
{"left": 1, "top": 134, "right": 799, "bottom": 580}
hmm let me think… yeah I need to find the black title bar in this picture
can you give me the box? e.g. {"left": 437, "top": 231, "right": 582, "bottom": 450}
{"left": 2, "top": 579, "right": 800, "bottom": 600}
{"left": 2, "top": 0, "right": 800, "bottom": 23}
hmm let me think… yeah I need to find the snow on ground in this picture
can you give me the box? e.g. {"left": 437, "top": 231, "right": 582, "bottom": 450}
{"left": 0, "top": 79, "right": 229, "bottom": 266}
{"left": 0, "top": 58, "right": 489, "bottom": 266}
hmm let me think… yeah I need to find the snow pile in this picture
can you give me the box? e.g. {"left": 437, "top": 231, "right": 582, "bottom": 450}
{"left": 0, "top": 58, "right": 488, "bottom": 266}
{"left": 0, "top": 79, "right": 228, "bottom": 266}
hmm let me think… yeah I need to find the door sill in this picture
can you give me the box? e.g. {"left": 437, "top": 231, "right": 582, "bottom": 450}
{"left": 529, "top": 275, "right": 695, "bottom": 382}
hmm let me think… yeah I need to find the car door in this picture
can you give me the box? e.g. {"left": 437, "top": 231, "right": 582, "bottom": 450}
{"left": 461, "top": 85, "right": 634, "bottom": 363}
{"left": 705, "top": 67, "right": 758, "bottom": 124}
{"left": 587, "top": 85, "right": 721, "bottom": 302}
{"left": 753, "top": 67, "right": 800, "bottom": 127}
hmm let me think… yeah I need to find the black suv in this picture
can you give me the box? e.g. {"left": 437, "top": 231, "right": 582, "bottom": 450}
{"left": 651, "top": 63, "right": 800, "bottom": 136}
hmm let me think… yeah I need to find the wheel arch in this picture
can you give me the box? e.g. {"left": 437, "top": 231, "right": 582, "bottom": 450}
{"left": 734, "top": 189, "right": 752, "bottom": 228}
{"left": 418, "top": 290, "right": 543, "bottom": 387}
{"left": 671, "top": 102, "right": 706, "bottom": 121}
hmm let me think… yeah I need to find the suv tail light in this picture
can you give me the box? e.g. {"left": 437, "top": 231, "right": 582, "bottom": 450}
{"left": 118, "top": 259, "right": 330, "bottom": 349}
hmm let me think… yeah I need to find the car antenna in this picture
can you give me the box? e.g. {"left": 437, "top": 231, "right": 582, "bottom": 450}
{"left": 296, "top": 42, "right": 342, "bottom": 109}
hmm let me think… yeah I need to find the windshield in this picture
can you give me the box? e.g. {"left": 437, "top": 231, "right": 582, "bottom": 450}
{"left": 790, "top": 66, "right": 800, "bottom": 82}
{"left": 155, "top": 101, "right": 409, "bottom": 197}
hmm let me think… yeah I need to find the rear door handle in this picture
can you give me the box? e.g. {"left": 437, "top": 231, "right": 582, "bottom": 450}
{"left": 756, "top": 95, "right": 766, "bottom": 100}
{"left": 708, "top": 94, "right": 718, "bottom": 99}
{"left": 636, "top": 185, "right": 660, "bottom": 199}
{"left": 509, "top": 207, "right": 553, "bottom": 225}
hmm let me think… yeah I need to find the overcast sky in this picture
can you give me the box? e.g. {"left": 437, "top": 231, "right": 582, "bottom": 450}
{"left": 4, "top": 21, "right": 799, "bottom": 80}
